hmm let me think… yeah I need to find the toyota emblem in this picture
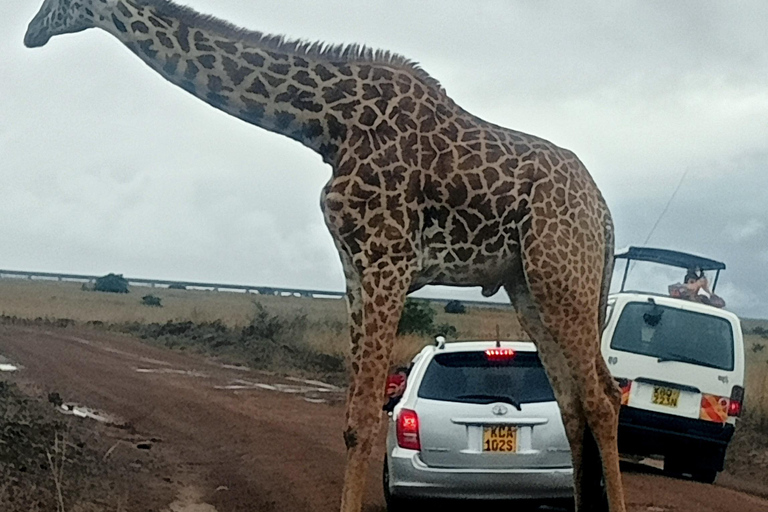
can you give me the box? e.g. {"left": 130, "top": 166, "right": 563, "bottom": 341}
{"left": 492, "top": 404, "right": 508, "bottom": 416}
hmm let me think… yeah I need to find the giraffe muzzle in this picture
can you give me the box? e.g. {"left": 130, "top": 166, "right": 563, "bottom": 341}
{"left": 24, "top": 20, "right": 51, "bottom": 48}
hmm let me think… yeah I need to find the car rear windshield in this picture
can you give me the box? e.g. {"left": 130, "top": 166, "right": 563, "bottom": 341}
{"left": 417, "top": 351, "right": 556, "bottom": 404}
{"left": 610, "top": 302, "right": 734, "bottom": 371}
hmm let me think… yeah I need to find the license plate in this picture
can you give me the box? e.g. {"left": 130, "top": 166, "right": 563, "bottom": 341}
{"left": 652, "top": 386, "right": 680, "bottom": 408}
{"left": 483, "top": 426, "right": 517, "bottom": 452}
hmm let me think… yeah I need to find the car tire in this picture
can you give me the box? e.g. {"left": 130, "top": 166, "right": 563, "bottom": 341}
{"left": 383, "top": 460, "right": 413, "bottom": 512}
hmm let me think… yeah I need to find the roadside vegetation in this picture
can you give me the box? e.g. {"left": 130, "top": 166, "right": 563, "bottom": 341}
{"left": 2, "top": 278, "right": 767, "bottom": 477}
{"left": 0, "top": 380, "right": 173, "bottom": 512}
{"left": 0, "top": 279, "right": 524, "bottom": 384}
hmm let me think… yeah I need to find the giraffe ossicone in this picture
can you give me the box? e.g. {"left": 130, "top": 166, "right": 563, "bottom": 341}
{"left": 24, "top": 1, "right": 626, "bottom": 511}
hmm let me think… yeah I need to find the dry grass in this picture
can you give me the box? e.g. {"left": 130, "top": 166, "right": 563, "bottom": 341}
{"left": 0, "top": 278, "right": 525, "bottom": 371}
{"left": 743, "top": 333, "right": 768, "bottom": 430}
{"left": 0, "top": 279, "right": 348, "bottom": 327}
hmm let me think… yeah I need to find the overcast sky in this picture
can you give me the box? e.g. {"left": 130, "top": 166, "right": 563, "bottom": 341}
{"left": 2, "top": 1, "right": 767, "bottom": 318}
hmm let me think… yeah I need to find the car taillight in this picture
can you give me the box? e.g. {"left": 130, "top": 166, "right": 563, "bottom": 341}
{"left": 485, "top": 348, "right": 516, "bottom": 361}
{"left": 728, "top": 386, "right": 744, "bottom": 417}
{"left": 396, "top": 409, "right": 421, "bottom": 450}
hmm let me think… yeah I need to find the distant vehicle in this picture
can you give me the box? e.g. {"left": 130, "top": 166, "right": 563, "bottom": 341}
{"left": 603, "top": 247, "right": 745, "bottom": 483}
{"left": 383, "top": 339, "right": 573, "bottom": 510}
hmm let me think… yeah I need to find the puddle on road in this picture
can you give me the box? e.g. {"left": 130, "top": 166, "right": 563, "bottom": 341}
{"left": 0, "top": 355, "right": 20, "bottom": 372}
{"left": 164, "top": 487, "right": 219, "bottom": 512}
{"left": 136, "top": 368, "right": 208, "bottom": 378}
{"left": 58, "top": 403, "right": 121, "bottom": 424}
{"left": 219, "top": 364, "right": 250, "bottom": 372}
{"left": 215, "top": 378, "right": 342, "bottom": 404}
{"left": 286, "top": 376, "right": 341, "bottom": 391}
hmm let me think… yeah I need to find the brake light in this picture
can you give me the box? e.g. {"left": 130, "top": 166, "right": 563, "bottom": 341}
{"left": 728, "top": 386, "right": 744, "bottom": 417}
{"left": 485, "top": 348, "right": 516, "bottom": 361}
{"left": 396, "top": 409, "right": 421, "bottom": 450}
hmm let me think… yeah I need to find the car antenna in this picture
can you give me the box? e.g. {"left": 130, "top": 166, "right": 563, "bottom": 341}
{"left": 495, "top": 325, "right": 501, "bottom": 348}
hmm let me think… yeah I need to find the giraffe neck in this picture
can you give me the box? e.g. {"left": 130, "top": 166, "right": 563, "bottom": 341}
{"left": 92, "top": 0, "right": 353, "bottom": 163}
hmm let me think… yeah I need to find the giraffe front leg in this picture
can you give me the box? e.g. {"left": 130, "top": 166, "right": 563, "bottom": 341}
{"left": 340, "top": 262, "right": 412, "bottom": 512}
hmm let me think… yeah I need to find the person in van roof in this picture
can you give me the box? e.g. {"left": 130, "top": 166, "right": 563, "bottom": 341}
{"left": 674, "top": 268, "right": 726, "bottom": 308}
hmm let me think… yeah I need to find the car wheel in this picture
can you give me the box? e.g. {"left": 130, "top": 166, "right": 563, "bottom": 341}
{"left": 383, "top": 460, "right": 412, "bottom": 511}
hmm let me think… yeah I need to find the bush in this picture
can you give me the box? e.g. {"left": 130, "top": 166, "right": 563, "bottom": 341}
{"left": 398, "top": 299, "right": 436, "bottom": 336}
{"left": 168, "top": 283, "right": 187, "bottom": 290}
{"left": 434, "top": 323, "right": 458, "bottom": 339}
{"left": 753, "top": 343, "right": 766, "bottom": 354}
{"left": 444, "top": 300, "right": 467, "bottom": 314}
{"left": 141, "top": 295, "right": 162, "bottom": 307}
{"left": 123, "top": 303, "right": 345, "bottom": 378}
{"left": 94, "top": 273, "right": 129, "bottom": 294}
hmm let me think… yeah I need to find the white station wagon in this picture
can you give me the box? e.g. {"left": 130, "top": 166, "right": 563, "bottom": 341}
{"left": 383, "top": 339, "right": 573, "bottom": 509}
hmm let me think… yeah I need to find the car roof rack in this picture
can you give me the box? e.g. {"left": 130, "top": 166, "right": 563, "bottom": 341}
{"left": 615, "top": 246, "right": 726, "bottom": 293}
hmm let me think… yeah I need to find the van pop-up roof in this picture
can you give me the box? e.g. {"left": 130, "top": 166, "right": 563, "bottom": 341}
{"left": 615, "top": 246, "right": 726, "bottom": 293}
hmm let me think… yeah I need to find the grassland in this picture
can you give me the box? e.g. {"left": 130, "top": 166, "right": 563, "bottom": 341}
{"left": 0, "top": 278, "right": 526, "bottom": 377}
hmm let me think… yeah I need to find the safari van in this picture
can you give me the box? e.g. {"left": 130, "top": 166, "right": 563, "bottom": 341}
{"left": 602, "top": 247, "right": 745, "bottom": 483}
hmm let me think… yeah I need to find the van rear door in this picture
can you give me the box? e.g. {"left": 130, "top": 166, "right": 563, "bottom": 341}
{"left": 603, "top": 299, "right": 739, "bottom": 421}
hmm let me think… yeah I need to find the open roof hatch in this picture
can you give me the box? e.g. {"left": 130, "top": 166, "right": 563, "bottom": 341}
{"left": 615, "top": 246, "right": 726, "bottom": 293}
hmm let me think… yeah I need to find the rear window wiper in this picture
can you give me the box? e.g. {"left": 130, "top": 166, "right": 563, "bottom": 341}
{"left": 455, "top": 394, "right": 522, "bottom": 411}
{"left": 657, "top": 352, "right": 723, "bottom": 369}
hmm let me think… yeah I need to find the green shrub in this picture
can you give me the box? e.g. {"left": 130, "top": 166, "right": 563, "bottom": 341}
{"left": 444, "top": 300, "right": 467, "bottom": 314}
{"left": 398, "top": 299, "right": 436, "bottom": 336}
{"left": 434, "top": 323, "right": 458, "bottom": 339}
{"left": 94, "top": 273, "right": 129, "bottom": 294}
{"left": 141, "top": 295, "right": 162, "bottom": 307}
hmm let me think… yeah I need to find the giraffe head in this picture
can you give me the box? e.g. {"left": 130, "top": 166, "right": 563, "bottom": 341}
{"left": 24, "top": 0, "right": 96, "bottom": 48}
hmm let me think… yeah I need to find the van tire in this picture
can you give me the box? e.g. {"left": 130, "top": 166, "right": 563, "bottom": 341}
{"left": 692, "top": 469, "right": 718, "bottom": 484}
{"left": 665, "top": 452, "right": 720, "bottom": 484}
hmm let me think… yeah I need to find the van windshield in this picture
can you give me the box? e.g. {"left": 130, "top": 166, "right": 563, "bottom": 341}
{"left": 610, "top": 302, "right": 734, "bottom": 371}
{"left": 417, "top": 351, "right": 556, "bottom": 405}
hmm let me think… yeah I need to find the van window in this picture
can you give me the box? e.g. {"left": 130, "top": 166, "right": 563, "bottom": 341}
{"left": 610, "top": 302, "right": 734, "bottom": 371}
{"left": 417, "top": 351, "right": 556, "bottom": 404}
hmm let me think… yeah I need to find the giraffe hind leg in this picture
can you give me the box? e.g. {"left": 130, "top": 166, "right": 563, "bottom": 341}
{"left": 505, "top": 277, "right": 585, "bottom": 510}
{"left": 511, "top": 232, "right": 625, "bottom": 511}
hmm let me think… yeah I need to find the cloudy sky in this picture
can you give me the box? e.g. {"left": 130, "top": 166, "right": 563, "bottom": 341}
{"left": 2, "top": 1, "right": 767, "bottom": 318}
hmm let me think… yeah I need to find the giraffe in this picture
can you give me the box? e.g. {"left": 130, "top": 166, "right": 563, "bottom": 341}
{"left": 24, "top": 1, "right": 626, "bottom": 511}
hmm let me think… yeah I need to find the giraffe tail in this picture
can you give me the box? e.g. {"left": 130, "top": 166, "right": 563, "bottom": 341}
{"left": 598, "top": 210, "right": 615, "bottom": 331}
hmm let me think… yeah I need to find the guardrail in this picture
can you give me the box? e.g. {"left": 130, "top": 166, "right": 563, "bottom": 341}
{"left": 0, "top": 269, "right": 511, "bottom": 309}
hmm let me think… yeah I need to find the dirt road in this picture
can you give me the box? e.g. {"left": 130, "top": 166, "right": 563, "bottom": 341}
{"left": 1, "top": 325, "right": 766, "bottom": 512}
